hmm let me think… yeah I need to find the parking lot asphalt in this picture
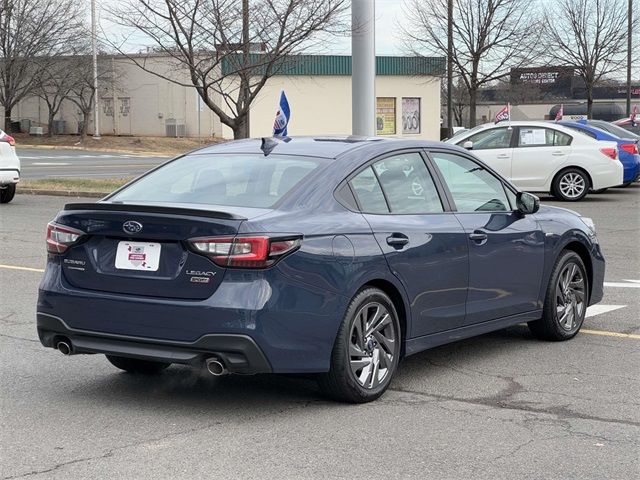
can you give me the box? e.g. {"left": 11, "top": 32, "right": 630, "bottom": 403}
{"left": 0, "top": 186, "right": 638, "bottom": 479}
{"left": 16, "top": 148, "right": 170, "bottom": 180}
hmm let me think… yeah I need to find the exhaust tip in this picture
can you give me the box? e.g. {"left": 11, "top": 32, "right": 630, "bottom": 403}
{"left": 205, "top": 358, "right": 227, "bottom": 376}
{"left": 57, "top": 340, "right": 72, "bottom": 356}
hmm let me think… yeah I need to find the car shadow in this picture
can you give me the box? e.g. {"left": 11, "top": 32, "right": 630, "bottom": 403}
{"left": 60, "top": 326, "right": 538, "bottom": 411}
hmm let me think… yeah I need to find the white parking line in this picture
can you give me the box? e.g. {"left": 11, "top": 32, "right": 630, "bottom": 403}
{"left": 31, "top": 162, "right": 71, "bottom": 166}
{"left": 585, "top": 305, "right": 626, "bottom": 318}
{"left": 603, "top": 282, "right": 640, "bottom": 288}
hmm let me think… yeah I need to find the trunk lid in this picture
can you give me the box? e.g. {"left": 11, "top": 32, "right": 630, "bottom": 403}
{"left": 53, "top": 203, "right": 257, "bottom": 300}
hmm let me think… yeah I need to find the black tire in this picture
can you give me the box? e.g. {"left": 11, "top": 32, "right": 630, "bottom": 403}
{"left": 106, "top": 355, "right": 170, "bottom": 374}
{"left": 551, "top": 168, "right": 590, "bottom": 201}
{"left": 619, "top": 181, "right": 633, "bottom": 188}
{"left": 591, "top": 188, "right": 608, "bottom": 194}
{"left": 0, "top": 184, "right": 16, "bottom": 203}
{"left": 528, "top": 250, "right": 588, "bottom": 341}
{"left": 318, "top": 288, "right": 401, "bottom": 403}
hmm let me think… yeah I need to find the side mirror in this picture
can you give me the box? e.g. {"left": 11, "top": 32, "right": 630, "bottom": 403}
{"left": 516, "top": 191, "right": 540, "bottom": 215}
{"left": 463, "top": 140, "right": 473, "bottom": 150}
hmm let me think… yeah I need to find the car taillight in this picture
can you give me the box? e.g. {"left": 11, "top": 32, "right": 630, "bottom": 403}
{"left": 188, "top": 235, "right": 302, "bottom": 268}
{"left": 600, "top": 147, "right": 618, "bottom": 160}
{"left": 0, "top": 133, "right": 15, "bottom": 146}
{"left": 46, "top": 222, "right": 85, "bottom": 254}
{"left": 620, "top": 143, "right": 639, "bottom": 155}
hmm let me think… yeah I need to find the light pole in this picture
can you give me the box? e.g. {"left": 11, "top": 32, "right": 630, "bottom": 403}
{"left": 351, "top": 0, "right": 376, "bottom": 137}
{"left": 626, "top": 0, "right": 633, "bottom": 117}
{"left": 92, "top": 0, "right": 101, "bottom": 139}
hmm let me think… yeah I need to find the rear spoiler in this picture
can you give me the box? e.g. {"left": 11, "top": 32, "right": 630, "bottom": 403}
{"left": 64, "top": 203, "right": 247, "bottom": 220}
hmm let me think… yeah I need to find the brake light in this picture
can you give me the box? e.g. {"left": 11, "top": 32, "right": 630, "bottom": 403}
{"left": 600, "top": 147, "right": 617, "bottom": 160}
{"left": 188, "top": 235, "right": 301, "bottom": 268}
{"left": 0, "top": 132, "right": 15, "bottom": 146}
{"left": 46, "top": 222, "right": 85, "bottom": 253}
{"left": 620, "top": 143, "right": 639, "bottom": 155}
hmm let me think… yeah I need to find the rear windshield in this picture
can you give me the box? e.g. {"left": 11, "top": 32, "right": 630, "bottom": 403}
{"left": 109, "top": 154, "right": 325, "bottom": 208}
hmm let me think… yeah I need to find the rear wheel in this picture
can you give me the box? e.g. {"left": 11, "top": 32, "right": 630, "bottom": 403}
{"left": 318, "top": 288, "right": 401, "bottom": 403}
{"left": 552, "top": 169, "right": 590, "bottom": 201}
{"left": 106, "top": 355, "right": 170, "bottom": 374}
{"left": 528, "top": 251, "right": 588, "bottom": 341}
{"left": 0, "top": 184, "right": 16, "bottom": 203}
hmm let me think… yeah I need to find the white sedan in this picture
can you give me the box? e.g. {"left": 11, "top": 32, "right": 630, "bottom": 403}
{"left": 0, "top": 129, "right": 20, "bottom": 203}
{"left": 446, "top": 121, "right": 623, "bottom": 201}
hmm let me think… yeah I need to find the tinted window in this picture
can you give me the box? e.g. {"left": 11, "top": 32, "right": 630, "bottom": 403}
{"left": 460, "top": 128, "right": 513, "bottom": 150}
{"left": 372, "top": 153, "right": 443, "bottom": 214}
{"left": 431, "top": 152, "right": 510, "bottom": 212}
{"left": 517, "top": 127, "right": 572, "bottom": 147}
{"left": 350, "top": 167, "right": 389, "bottom": 213}
{"left": 109, "top": 154, "right": 322, "bottom": 208}
{"left": 592, "top": 121, "right": 640, "bottom": 140}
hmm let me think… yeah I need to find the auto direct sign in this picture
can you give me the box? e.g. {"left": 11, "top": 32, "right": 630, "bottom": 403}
{"left": 402, "top": 98, "right": 420, "bottom": 134}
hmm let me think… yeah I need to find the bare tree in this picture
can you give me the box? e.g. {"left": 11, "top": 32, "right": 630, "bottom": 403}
{"left": 108, "top": 0, "right": 347, "bottom": 139}
{"left": 34, "top": 57, "right": 77, "bottom": 136}
{"left": 0, "top": 0, "right": 84, "bottom": 131}
{"left": 543, "top": 0, "right": 633, "bottom": 118}
{"left": 403, "top": 0, "right": 541, "bottom": 127}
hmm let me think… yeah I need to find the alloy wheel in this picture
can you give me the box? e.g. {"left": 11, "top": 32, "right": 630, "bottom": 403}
{"left": 348, "top": 302, "right": 397, "bottom": 389}
{"left": 559, "top": 172, "right": 586, "bottom": 199}
{"left": 555, "top": 262, "right": 586, "bottom": 331}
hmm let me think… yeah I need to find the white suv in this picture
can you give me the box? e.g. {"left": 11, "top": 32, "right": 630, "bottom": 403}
{"left": 0, "top": 129, "right": 20, "bottom": 203}
{"left": 446, "top": 121, "right": 623, "bottom": 201}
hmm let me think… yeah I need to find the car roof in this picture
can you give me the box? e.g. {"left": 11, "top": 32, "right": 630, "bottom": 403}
{"left": 190, "top": 136, "right": 450, "bottom": 160}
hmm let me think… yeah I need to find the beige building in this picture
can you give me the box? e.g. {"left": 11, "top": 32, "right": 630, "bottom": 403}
{"left": 5, "top": 54, "right": 444, "bottom": 140}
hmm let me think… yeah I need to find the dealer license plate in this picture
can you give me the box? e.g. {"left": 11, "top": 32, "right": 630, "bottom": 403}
{"left": 115, "top": 241, "right": 161, "bottom": 271}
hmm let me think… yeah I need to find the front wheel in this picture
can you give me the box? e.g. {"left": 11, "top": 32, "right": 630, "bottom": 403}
{"left": 551, "top": 169, "right": 590, "bottom": 201}
{"left": 0, "top": 184, "right": 16, "bottom": 203}
{"left": 106, "top": 355, "right": 170, "bottom": 374}
{"left": 318, "top": 288, "right": 401, "bottom": 403}
{"left": 528, "top": 251, "right": 588, "bottom": 341}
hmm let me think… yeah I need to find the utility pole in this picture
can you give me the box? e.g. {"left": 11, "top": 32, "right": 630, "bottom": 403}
{"left": 352, "top": 0, "right": 376, "bottom": 137}
{"left": 626, "top": 0, "right": 633, "bottom": 116}
{"left": 447, "top": 0, "right": 453, "bottom": 137}
{"left": 92, "top": 0, "right": 101, "bottom": 139}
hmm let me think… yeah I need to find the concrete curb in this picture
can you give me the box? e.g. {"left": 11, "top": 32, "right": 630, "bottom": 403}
{"left": 18, "top": 188, "right": 106, "bottom": 198}
{"left": 16, "top": 144, "right": 175, "bottom": 157}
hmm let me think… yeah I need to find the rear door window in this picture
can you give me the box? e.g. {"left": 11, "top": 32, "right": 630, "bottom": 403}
{"left": 517, "top": 128, "right": 572, "bottom": 147}
{"left": 350, "top": 167, "right": 389, "bottom": 214}
{"left": 372, "top": 153, "right": 443, "bottom": 214}
{"left": 109, "top": 154, "right": 324, "bottom": 208}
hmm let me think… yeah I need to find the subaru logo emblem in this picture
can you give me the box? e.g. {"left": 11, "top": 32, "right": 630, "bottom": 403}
{"left": 123, "top": 221, "right": 143, "bottom": 234}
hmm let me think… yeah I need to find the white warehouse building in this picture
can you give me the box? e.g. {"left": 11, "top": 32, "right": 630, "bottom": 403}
{"left": 6, "top": 54, "right": 445, "bottom": 140}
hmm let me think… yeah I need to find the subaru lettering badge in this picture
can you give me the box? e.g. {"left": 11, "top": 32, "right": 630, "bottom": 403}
{"left": 123, "top": 221, "right": 143, "bottom": 234}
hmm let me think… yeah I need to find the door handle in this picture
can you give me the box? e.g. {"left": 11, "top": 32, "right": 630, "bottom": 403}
{"left": 386, "top": 234, "right": 409, "bottom": 248}
{"left": 552, "top": 151, "right": 566, "bottom": 156}
{"left": 497, "top": 153, "right": 510, "bottom": 159}
{"left": 469, "top": 232, "right": 488, "bottom": 244}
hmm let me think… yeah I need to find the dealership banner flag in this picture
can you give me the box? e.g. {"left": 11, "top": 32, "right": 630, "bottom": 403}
{"left": 273, "top": 90, "right": 291, "bottom": 137}
{"left": 555, "top": 104, "right": 563, "bottom": 122}
{"left": 494, "top": 103, "right": 510, "bottom": 124}
{"left": 631, "top": 105, "right": 638, "bottom": 128}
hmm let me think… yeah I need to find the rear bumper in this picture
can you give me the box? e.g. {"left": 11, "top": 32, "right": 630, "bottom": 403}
{"left": 37, "top": 258, "right": 347, "bottom": 373}
{"left": 589, "top": 161, "right": 624, "bottom": 190}
{"left": 0, "top": 169, "right": 19, "bottom": 185}
{"left": 37, "top": 312, "right": 272, "bottom": 374}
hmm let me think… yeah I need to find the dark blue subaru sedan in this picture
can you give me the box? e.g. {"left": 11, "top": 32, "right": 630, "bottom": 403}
{"left": 37, "top": 137, "right": 604, "bottom": 402}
